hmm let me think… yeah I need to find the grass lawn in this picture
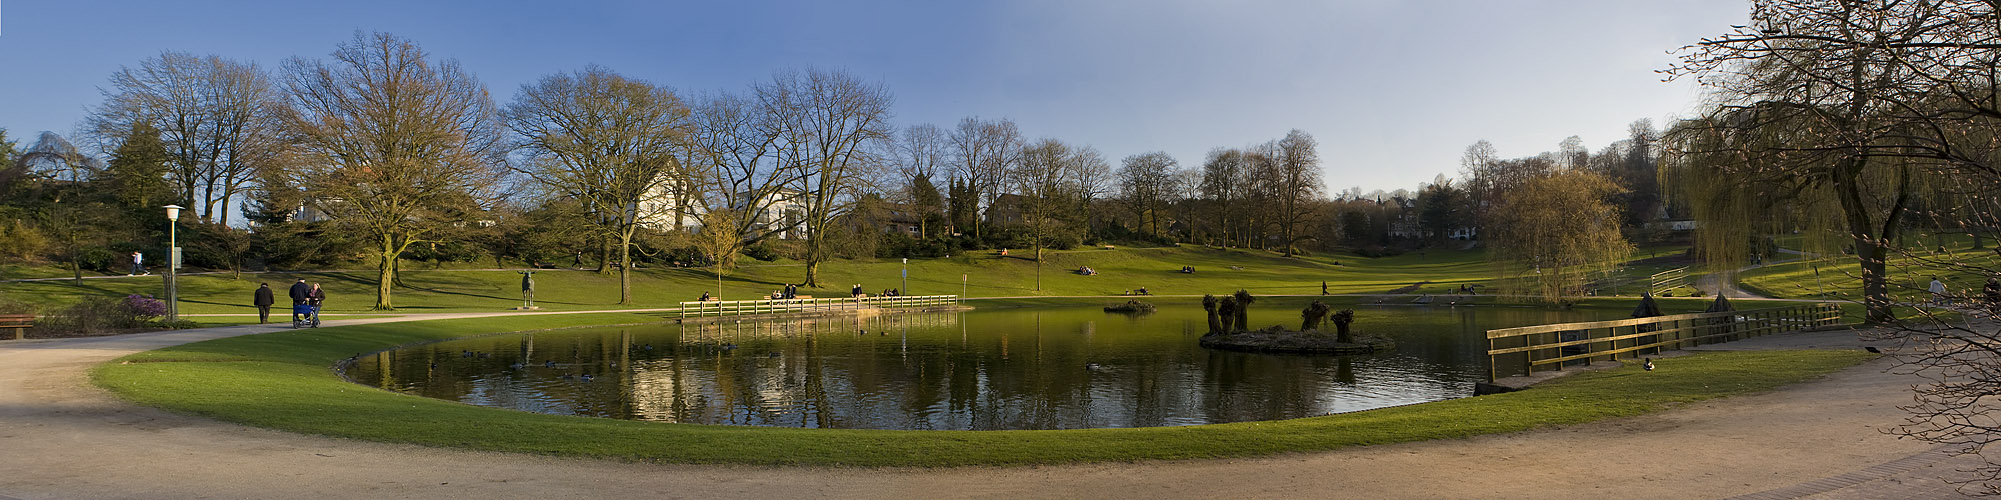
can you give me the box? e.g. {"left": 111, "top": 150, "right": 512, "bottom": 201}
{"left": 93, "top": 312, "right": 1873, "bottom": 466}
{"left": 1739, "top": 232, "right": 1996, "bottom": 323}
{"left": 5, "top": 246, "right": 1498, "bottom": 317}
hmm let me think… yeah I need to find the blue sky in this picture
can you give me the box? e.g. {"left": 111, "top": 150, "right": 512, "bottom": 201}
{"left": 0, "top": 0, "right": 1745, "bottom": 193}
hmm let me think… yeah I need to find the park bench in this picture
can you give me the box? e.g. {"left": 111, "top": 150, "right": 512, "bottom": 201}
{"left": 0, "top": 314, "right": 34, "bottom": 340}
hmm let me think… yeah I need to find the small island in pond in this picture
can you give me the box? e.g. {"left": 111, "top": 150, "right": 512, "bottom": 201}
{"left": 1197, "top": 294, "right": 1395, "bottom": 354}
{"left": 1103, "top": 299, "right": 1157, "bottom": 313}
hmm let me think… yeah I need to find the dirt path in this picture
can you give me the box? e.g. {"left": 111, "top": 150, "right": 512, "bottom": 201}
{"left": 0, "top": 315, "right": 1973, "bottom": 499}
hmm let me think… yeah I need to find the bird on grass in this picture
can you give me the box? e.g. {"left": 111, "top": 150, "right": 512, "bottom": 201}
{"left": 1643, "top": 358, "right": 1655, "bottom": 371}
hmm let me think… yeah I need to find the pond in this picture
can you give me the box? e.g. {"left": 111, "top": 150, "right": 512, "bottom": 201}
{"left": 346, "top": 299, "right": 1635, "bottom": 430}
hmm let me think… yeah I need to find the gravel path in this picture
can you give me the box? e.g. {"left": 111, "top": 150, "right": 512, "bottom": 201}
{"left": 0, "top": 313, "right": 1978, "bottom": 499}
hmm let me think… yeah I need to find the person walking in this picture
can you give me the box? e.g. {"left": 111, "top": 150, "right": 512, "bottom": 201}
{"left": 1930, "top": 276, "right": 1951, "bottom": 307}
{"left": 253, "top": 283, "right": 275, "bottom": 324}
{"left": 129, "top": 251, "right": 146, "bottom": 276}
{"left": 304, "top": 283, "right": 327, "bottom": 325}
{"left": 288, "top": 279, "right": 311, "bottom": 321}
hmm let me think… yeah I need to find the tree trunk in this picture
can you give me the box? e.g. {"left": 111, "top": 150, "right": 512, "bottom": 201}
{"left": 806, "top": 259, "right": 822, "bottom": 289}
{"left": 1033, "top": 238, "right": 1043, "bottom": 291}
{"left": 1218, "top": 298, "right": 1237, "bottom": 332}
{"left": 595, "top": 236, "right": 611, "bottom": 274}
{"left": 375, "top": 235, "right": 396, "bottom": 310}
{"left": 1857, "top": 237, "right": 1892, "bottom": 322}
{"left": 618, "top": 228, "right": 634, "bottom": 305}
{"left": 804, "top": 234, "right": 822, "bottom": 288}
{"left": 1203, "top": 296, "right": 1222, "bottom": 335}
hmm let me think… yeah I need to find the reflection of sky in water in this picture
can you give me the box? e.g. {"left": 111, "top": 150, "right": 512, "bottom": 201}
{"left": 349, "top": 302, "right": 1631, "bottom": 430}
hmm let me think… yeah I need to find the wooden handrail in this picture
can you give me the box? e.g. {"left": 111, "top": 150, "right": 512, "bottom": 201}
{"left": 678, "top": 295, "right": 959, "bottom": 318}
{"left": 1485, "top": 302, "right": 1841, "bottom": 381}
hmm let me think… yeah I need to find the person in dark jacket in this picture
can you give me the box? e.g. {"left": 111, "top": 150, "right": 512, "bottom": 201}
{"left": 288, "top": 279, "right": 311, "bottom": 320}
{"left": 253, "top": 283, "right": 275, "bottom": 324}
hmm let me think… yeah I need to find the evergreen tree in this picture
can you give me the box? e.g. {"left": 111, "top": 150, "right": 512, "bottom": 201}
{"left": 99, "top": 122, "right": 176, "bottom": 213}
{"left": 947, "top": 177, "right": 978, "bottom": 238}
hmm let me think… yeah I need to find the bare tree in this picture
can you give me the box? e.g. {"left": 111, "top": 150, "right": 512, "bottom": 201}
{"left": 1173, "top": 166, "right": 1205, "bottom": 242}
{"left": 279, "top": 32, "right": 505, "bottom": 310}
{"left": 505, "top": 65, "right": 691, "bottom": 304}
{"left": 894, "top": 124, "right": 947, "bottom": 183}
{"left": 893, "top": 124, "right": 949, "bottom": 238}
{"left": 89, "top": 51, "right": 282, "bottom": 225}
{"left": 949, "top": 117, "right": 1021, "bottom": 239}
{"left": 1013, "top": 138, "right": 1080, "bottom": 290}
{"left": 1200, "top": 147, "right": 1246, "bottom": 246}
{"left": 1069, "top": 145, "right": 1113, "bottom": 233}
{"left": 684, "top": 90, "right": 794, "bottom": 256}
{"left": 1271, "top": 129, "right": 1325, "bottom": 256}
{"left": 762, "top": 69, "right": 894, "bottom": 288}
{"left": 1117, "top": 151, "right": 1177, "bottom": 237}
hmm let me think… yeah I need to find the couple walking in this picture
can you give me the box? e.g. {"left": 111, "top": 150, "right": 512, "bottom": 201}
{"left": 252, "top": 279, "right": 325, "bottom": 323}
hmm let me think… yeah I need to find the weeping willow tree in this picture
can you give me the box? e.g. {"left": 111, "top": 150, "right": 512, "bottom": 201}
{"left": 1662, "top": 104, "right": 1940, "bottom": 322}
{"left": 1485, "top": 168, "right": 1633, "bottom": 303}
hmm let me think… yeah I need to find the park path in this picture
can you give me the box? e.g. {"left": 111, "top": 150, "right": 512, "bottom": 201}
{"left": 0, "top": 311, "right": 1980, "bottom": 499}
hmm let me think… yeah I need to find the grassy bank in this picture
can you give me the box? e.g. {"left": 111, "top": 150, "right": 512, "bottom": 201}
{"left": 94, "top": 313, "right": 1873, "bottom": 466}
{"left": 9, "top": 246, "right": 1499, "bottom": 316}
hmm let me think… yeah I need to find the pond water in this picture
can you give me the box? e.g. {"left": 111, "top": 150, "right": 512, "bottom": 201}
{"left": 346, "top": 301, "right": 1632, "bottom": 430}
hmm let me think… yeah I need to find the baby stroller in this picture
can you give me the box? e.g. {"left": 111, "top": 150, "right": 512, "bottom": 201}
{"left": 292, "top": 303, "right": 320, "bottom": 329}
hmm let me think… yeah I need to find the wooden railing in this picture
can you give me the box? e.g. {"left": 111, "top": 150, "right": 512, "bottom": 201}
{"left": 678, "top": 295, "right": 960, "bottom": 319}
{"left": 1649, "top": 266, "right": 1689, "bottom": 295}
{"left": 1484, "top": 302, "right": 1842, "bottom": 381}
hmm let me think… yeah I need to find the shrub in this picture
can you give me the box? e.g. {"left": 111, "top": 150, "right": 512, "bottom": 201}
{"left": 0, "top": 217, "right": 51, "bottom": 264}
{"left": 123, "top": 294, "right": 167, "bottom": 319}
{"left": 36, "top": 294, "right": 164, "bottom": 335}
{"left": 150, "top": 319, "right": 201, "bottom": 330}
{"left": 742, "top": 242, "right": 779, "bottom": 262}
{"left": 78, "top": 247, "right": 121, "bottom": 273}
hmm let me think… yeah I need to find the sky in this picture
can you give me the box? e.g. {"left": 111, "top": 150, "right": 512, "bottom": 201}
{"left": 0, "top": 0, "right": 1746, "bottom": 194}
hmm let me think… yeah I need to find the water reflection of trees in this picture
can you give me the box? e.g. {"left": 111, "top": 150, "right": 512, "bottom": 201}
{"left": 349, "top": 306, "right": 1623, "bottom": 430}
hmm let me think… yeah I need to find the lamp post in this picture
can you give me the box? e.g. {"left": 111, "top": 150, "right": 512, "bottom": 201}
{"left": 163, "top": 205, "right": 182, "bottom": 322}
{"left": 901, "top": 257, "right": 908, "bottom": 296}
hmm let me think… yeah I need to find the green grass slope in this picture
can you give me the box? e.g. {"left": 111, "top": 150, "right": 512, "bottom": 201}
{"left": 3, "top": 246, "right": 1494, "bottom": 315}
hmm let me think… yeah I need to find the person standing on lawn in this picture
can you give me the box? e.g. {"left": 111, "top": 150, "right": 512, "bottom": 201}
{"left": 253, "top": 283, "right": 275, "bottom": 324}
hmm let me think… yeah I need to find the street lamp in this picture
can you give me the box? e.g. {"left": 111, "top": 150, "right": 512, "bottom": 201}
{"left": 901, "top": 257, "right": 908, "bottom": 296}
{"left": 163, "top": 205, "right": 183, "bottom": 322}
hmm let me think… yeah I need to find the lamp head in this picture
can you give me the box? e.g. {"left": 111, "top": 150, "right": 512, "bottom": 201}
{"left": 163, "top": 205, "right": 184, "bottom": 221}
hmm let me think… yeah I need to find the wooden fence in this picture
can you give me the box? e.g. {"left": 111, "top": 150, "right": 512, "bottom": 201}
{"left": 1649, "top": 266, "right": 1690, "bottom": 295}
{"left": 1484, "top": 302, "right": 1842, "bottom": 381}
{"left": 678, "top": 295, "right": 960, "bottom": 319}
